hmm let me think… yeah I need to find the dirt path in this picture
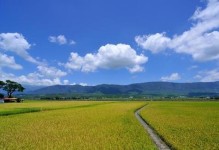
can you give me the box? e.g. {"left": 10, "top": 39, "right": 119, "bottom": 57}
{"left": 135, "top": 105, "right": 171, "bottom": 150}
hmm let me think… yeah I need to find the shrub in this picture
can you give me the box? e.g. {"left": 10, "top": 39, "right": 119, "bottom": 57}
{"left": 16, "top": 98, "right": 22, "bottom": 103}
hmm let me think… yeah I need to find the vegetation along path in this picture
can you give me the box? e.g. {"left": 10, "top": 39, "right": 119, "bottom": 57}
{"left": 135, "top": 104, "right": 170, "bottom": 150}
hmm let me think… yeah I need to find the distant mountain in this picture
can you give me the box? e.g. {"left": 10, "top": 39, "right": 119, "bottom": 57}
{"left": 23, "top": 85, "right": 46, "bottom": 93}
{"left": 29, "top": 81, "right": 219, "bottom": 97}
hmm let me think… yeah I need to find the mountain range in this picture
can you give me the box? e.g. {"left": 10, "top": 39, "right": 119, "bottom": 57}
{"left": 28, "top": 81, "right": 219, "bottom": 97}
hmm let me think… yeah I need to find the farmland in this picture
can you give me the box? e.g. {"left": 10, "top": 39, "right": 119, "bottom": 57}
{"left": 140, "top": 101, "right": 219, "bottom": 150}
{"left": 0, "top": 101, "right": 155, "bottom": 149}
{"left": 0, "top": 100, "right": 218, "bottom": 149}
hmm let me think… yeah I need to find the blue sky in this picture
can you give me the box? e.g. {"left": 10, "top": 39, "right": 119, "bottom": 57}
{"left": 0, "top": 0, "right": 219, "bottom": 86}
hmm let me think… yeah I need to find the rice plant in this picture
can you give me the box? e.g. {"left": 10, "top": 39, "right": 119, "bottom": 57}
{"left": 0, "top": 101, "right": 156, "bottom": 149}
{"left": 140, "top": 101, "right": 219, "bottom": 150}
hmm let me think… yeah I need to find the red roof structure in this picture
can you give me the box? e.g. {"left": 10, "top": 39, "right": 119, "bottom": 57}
{"left": 4, "top": 98, "right": 18, "bottom": 103}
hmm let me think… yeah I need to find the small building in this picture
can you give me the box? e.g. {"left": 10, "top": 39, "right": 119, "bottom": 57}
{"left": 4, "top": 98, "right": 18, "bottom": 103}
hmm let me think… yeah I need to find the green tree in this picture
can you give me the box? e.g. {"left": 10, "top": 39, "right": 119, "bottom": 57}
{"left": 1, "top": 80, "right": 25, "bottom": 98}
{"left": 0, "top": 81, "right": 5, "bottom": 89}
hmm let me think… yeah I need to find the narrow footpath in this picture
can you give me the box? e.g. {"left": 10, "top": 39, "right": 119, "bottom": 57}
{"left": 135, "top": 105, "right": 171, "bottom": 150}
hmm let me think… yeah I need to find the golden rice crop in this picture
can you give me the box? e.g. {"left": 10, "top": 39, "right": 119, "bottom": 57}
{"left": 0, "top": 100, "right": 105, "bottom": 116}
{"left": 140, "top": 101, "right": 219, "bottom": 150}
{"left": 0, "top": 101, "right": 156, "bottom": 149}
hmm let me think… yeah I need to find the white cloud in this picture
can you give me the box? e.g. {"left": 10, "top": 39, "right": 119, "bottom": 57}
{"left": 0, "top": 71, "right": 59, "bottom": 86}
{"left": 48, "top": 36, "right": 57, "bottom": 43}
{"left": 79, "top": 83, "right": 88, "bottom": 86}
{"left": 64, "top": 43, "right": 148, "bottom": 73}
{"left": 49, "top": 35, "right": 75, "bottom": 45}
{"left": 0, "top": 53, "right": 22, "bottom": 70}
{"left": 64, "top": 52, "right": 84, "bottom": 70}
{"left": 0, "top": 70, "right": 15, "bottom": 80}
{"left": 135, "top": 33, "right": 171, "bottom": 53}
{"left": 128, "top": 65, "right": 144, "bottom": 73}
{"left": 70, "top": 82, "right": 88, "bottom": 86}
{"left": 195, "top": 69, "right": 219, "bottom": 82}
{"left": 37, "top": 65, "right": 67, "bottom": 78}
{"left": 188, "top": 65, "right": 198, "bottom": 70}
{"left": 69, "top": 40, "right": 76, "bottom": 45}
{"left": 18, "top": 75, "right": 62, "bottom": 86}
{"left": 49, "top": 35, "right": 67, "bottom": 45}
{"left": 0, "top": 33, "right": 40, "bottom": 64}
{"left": 135, "top": 0, "right": 219, "bottom": 61}
{"left": 161, "top": 73, "right": 181, "bottom": 81}
{"left": 63, "top": 80, "right": 69, "bottom": 85}
{"left": 0, "top": 65, "right": 68, "bottom": 86}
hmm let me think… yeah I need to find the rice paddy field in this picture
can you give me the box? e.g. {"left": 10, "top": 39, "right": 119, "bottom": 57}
{"left": 0, "top": 100, "right": 218, "bottom": 150}
{"left": 140, "top": 101, "right": 219, "bottom": 150}
{"left": 0, "top": 101, "right": 155, "bottom": 150}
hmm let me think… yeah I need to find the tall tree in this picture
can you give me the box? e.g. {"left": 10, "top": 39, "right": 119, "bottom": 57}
{"left": 0, "top": 81, "right": 5, "bottom": 89}
{"left": 1, "top": 80, "right": 25, "bottom": 98}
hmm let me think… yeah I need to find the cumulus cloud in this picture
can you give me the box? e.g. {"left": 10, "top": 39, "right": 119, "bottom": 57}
{"left": 49, "top": 35, "right": 76, "bottom": 45}
{"left": 0, "top": 65, "right": 68, "bottom": 86}
{"left": 64, "top": 52, "right": 84, "bottom": 70}
{"left": 0, "top": 33, "right": 40, "bottom": 64}
{"left": 0, "top": 53, "right": 22, "bottom": 70}
{"left": 37, "top": 65, "right": 67, "bottom": 78}
{"left": 63, "top": 80, "right": 69, "bottom": 85}
{"left": 135, "top": 33, "right": 171, "bottom": 53}
{"left": 0, "top": 71, "right": 61, "bottom": 86}
{"left": 195, "top": 69, "right": 219, "bottom": 82}
{"left": 135, "top": 0, "right": 219, "bottom": 61}
{"left": 17, "top": 74, "right": 62, "bottom": 86}
{"left": 64, "top": 43, "right": 148, "bottom": 73}
{"left": 49, "top": 35, "right": 67, "bottom": 45}
{"left": 161, "top": 73, "right": 181, "bottom": 81}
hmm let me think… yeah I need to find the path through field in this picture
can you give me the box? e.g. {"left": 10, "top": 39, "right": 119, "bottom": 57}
{"left": 135, "top": 105, "right": 170, "bottom": 150}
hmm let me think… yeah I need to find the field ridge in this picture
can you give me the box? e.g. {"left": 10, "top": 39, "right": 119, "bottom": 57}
{"left": 135, "top": 104, "right": 171, "bottom": 150}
